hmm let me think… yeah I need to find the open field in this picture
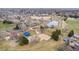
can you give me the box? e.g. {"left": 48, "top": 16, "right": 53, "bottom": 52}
{"left": 0, "top": 40, "right": 64, "bottom": 51}
{"left": 0, "top": 22, "right": 15, "bottom": 30}
{"left": 66, "top": 18, "right": 79, "bottom": 33}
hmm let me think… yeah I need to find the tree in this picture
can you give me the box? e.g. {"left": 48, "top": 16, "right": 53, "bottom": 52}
{"left": 14, "top": 24, "right": 19, "bottom": 30}
{"left": 19, "top": 36, "right": 29, "bottom": 46}
{"left": 40, "top": 25, "right": 44, "bottom": 33}
{"left": 3, "top": 20, "right": 13, "bottom": 24}
{"left": 51, "top": 30, "right": 61, "bottom": 41}
{"left": 68, "top": 30, "right": 74, "bottom": 37}
{"left": 63, "top": 16, "right": 67, "bottom": 21}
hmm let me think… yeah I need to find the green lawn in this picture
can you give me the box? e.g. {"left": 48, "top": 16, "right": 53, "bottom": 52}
{"left": 66, "top": 18, "right": 79, "bottom": 33}
{"left": 0, "top": 22, "right": 15, "bottom": 30}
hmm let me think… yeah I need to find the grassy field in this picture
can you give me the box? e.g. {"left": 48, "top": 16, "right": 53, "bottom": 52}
{"left": 0, "top": 22, "right": 15, "bottom": 30}
{"left": 19, "top": 40, "right": 63, "bottom": 51}
{"left": 0, "top": 40, "right": 64, "bottom": 51}
{"left": 66, "top": 18, "right": 79, "bottom": 33}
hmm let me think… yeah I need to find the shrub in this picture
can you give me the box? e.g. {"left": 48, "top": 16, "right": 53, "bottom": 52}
{"left": 40, "top": 26, "right": 44, "bottom": 29}
{"left": 51, "top": 30, "right": 61, "bottom": 41}
{"left": 19, "top": 36, "right": 29, "bottom": 46}
{"left": 63, "top": 16, "right": 67, "bottom": 21}
{"left": 68, "top": 30, "right": 74, "bottom": 37}
{"left": 3, "top": 20, "right": 13, "bottom": 24}
{"left": 14, "top": 24, "right": 19, "bottom": 30}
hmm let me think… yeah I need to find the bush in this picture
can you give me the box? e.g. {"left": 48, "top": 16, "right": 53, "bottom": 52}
{"left": 14, "top": 24, "right": 20, "bottom": 30}
{"left": 19, "top": 36, "right": 29, "bottom": 46}
{"left": 3, "top": 20, "right": 13, "bottom": 24}
{"left": 63, "top": 16, "right": 67, "bottom": 21}
{"left": 68, "top": 30, "right": 74, "bottom": 37}
{"left": 51, "top": 30, "right": 61, "bottom": 41}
